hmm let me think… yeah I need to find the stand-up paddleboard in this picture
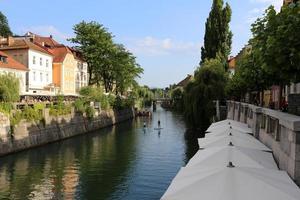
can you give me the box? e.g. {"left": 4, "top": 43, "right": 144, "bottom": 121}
{"left": 154, "top": 127, "right": 163, "bottom": 130}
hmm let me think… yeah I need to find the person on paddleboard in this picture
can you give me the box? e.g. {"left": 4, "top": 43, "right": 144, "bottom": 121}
{"left": 158, "top": 120, "right": 161, "bottom": 127}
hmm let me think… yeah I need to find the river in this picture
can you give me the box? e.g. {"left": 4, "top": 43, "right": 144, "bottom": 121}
{"left": 0, "top": 106, "right": 199, "bottom": 200}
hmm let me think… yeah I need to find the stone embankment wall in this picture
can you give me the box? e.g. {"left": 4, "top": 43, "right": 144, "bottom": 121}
{"left": 0, "top": 108, "right": 134, "bottom": 156}
{"left": 227, "top": 101, "right": 300, "bottom": 185}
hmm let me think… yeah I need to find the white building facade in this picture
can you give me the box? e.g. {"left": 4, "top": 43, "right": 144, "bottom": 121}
{"left": 27, "top": 49, "right": 53, "bottom": 95}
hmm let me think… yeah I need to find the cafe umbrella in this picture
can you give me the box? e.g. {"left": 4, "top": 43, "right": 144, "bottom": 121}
{"left": 186, "top": 145, "right": 277, "bottom": 169}
{"left": 161, "top": 164, "right": 300, "bottom": 200}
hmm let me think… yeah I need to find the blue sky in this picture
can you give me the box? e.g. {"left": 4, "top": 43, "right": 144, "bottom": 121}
{"left": 0, "top": 0, "right": 282, "bottom": 88}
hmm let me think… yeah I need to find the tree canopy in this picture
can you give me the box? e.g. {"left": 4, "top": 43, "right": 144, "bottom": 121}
{"left": 0, "top": 11, "right": 12, "bottom": 37}
{"left": 69, "top": 21, "right": 143, "bottom": 94}
{"left": 251, "top": 3, "right": 300, "bottom": 86}
{"left": 200, "top": 0, "right": 232, "bottom": 64}
{"left": 184, "top": 58, "right": 228, "bottom": 131}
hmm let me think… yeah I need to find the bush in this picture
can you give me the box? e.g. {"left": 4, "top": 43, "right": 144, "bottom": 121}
{"left": 49, "top": 95, "right": 72, "bottom": 116}
{"left": 0, "top": 102, "right": 13, "bottom": 114}
{"left": 74, "top": 98, "right": 86, "bottom": 113}
{"left": 0, "top": 73, "right": 20, "bottom": 102}
{"left": 49, "top": 104, "right": 72, "bottom": 116}
{"left": 100, "top": 95, "right": 110, "bottom": 110}
{"left": 79, "top": 86, "right": 103, "bottom": 102}
{"left": 85, "top": 105, "right": 95, "bottom": 119}
{"left": 22, "top": 106, "right": 43, "bottom": 122}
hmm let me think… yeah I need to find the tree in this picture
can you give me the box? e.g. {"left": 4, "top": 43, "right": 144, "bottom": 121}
{"left": 111, "top": 44, "right": 143, "bottom": 95}
{"left": 69, "top": 21, "right": 115, "bottom": 90}
{"left": 250, "top": 3, "right": 300, "bottom": 104}
{"left": 0, "top": 11, "right": 12, "bottom": 37}
{"left": 200, "top": 0, "right": 232, "bottom": 64}
{"left": 0, "top": 73, "right": 20, "bottom": 102}
{"left": 226, "top": 50, "right": 269, "bottom": 104}
{"left": 183, "top": 58, "right": 228, "bottom": 131}
{"left": 69, "top": 21, "right": 143, "bottom": 94}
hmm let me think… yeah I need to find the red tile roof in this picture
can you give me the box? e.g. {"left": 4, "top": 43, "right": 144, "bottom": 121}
{"left": 0, "top": 38, "right": 53, "bottom": 56}
{"left": 228, "top": 56, "right": 236, "bottom": 69}
{"left": 0, "top": 51, "right": 28, "bottom": 71}
{"left": 31, "top": 34, "right": 61, "bottom": 48}
{"left": 48, "top": 45, "right": 73, "bottom": 63}
{"left": 177, "top": 74, "right": 193, "bottom": 87}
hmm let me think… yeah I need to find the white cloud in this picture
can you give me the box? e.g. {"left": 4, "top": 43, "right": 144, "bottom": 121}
{"left": 250, "top": 0, "right": 282, "bottom": 11}
{"left": 246, "top": 0, "right": 282, "bottom": 24}
{"left": 126, "top": 36, "right": 201, "bottom": 56}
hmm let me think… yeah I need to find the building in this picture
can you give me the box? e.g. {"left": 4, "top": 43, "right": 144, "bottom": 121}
{"left": 176, "top": 74, "right": 193, "bottom": 88}
{"left": 227, "top": 56, "right": 236, "bottom": 77}
{"left": 28, "top": 33, "right": 88, "bottom": 95}
{"left": 283, "top": 0, "right": 299, "bottom": 5}
{"left": 48, "top": 46, "right": 77, "bottom": 95}
{"left": 0, "top": 51, "right": 28, "bottom": 95}
{"left": 0, "top": 37, "right": 54, "bottom": 96}
{"left": 71, "top": 49, "right": 88, "bottom": 92}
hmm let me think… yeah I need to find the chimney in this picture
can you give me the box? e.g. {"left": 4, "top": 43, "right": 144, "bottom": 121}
{"left": 8, "top": 36, "right": 14, "bottom": 46}
{"left": 42, "top": 42, "right": 45, "bottom": 46}
{"left": 50, "top": 35, "right": 53, "bottom": 39}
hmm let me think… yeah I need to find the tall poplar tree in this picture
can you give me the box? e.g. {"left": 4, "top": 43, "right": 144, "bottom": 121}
{"left": 200, "top": 0, "right": 232, "bottom": 64}
{"left": 0, "top": 11, "right": 12, "bottom": 37}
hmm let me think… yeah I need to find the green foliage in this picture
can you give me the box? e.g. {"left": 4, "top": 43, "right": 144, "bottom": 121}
{"left": 49, "top": 96, "right": 72, "bottom": 116}
{"left": 0, "top": 73, "right": 20, "bottom": 102}
{"left": 201, "top": 0, "right": 232, "bottom": 64}
{"left": 22, "top": 106, "right": 43, "bottom": 122}
{"left": 69, "top": 21, "right": 143, "bottom": 93}
{"left": 10, "top": 111, "right": 22, "bottom": 126}
{"left": 74, "top": 98, "right": 86, "bottom": 113}
{"left": 33, "top": 103, "right": 46, "bottom": 111}
{"left": 171, "top": 87, "right": 184, "bottom": 111}
{"left": 226, "top": 52, "right": 269, "bottom": 99}
{"left": 100, "top": 95, "right": 110, "bottom": 110}
{"left": 0, "top": 102, "right": 13, "bottom": 114}
{"left": 85, "top": 105, "right": 95, "bottom": 119}
{"left": 183, "top": 58, "right": 228, "bottom": 130}
{"left": 9, "top": 106, "right": 43, "bottom": 126}
{"left": 0, "top": 11, "right": 12, "bottom": 37}
{"left": 79, "top": 86, "right": 103, "bottom": 101}
{"left": 251, "top": 4, "right": 300, "bottom": 85}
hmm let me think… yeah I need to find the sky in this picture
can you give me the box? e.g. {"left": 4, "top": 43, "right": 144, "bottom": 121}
{"left": 0, "top": 0, "right": 283, "bottom": 88}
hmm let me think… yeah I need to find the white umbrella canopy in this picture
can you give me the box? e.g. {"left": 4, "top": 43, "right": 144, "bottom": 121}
{"left": 206, "top": 124, "right": 253, "bottom": 134}
{"left": 205, "top": 128, "right": 253, "bottom": 139}
{"left": 198, "top": 135, "right": 271, "bottom": 151}
{"left": 161, "top": 165, "right": 300, "bottom": 200}
{"left": 186, "top": 146, "right": 278, "bottom": 169}
{"left": 208, "top": 119, "right": 248, "bottom": 130}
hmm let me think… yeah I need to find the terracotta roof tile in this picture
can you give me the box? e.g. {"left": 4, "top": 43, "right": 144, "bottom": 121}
{"left": 177, "top": 75, "right": 193, "bottom": 87}
{"left": 0, "top": 50, "right": 28, "bottom": 71}
{"left": 0, "top": 38, "right": 53, "bottom": 56}
{"left": 49, "top": 46, "right": 73, "bottom": 63}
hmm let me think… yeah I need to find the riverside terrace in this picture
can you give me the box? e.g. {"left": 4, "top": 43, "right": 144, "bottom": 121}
{"left": 161, "top": 119, "right": 300, "bottom": 200}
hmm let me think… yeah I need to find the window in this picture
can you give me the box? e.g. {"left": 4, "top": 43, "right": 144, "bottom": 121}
{"left": 0, "top": 56, "right": 7, "bottom": 63}
{"left": 40, "top": 72, "right": 43, "bottom": 82}
{"left": 33, "top": 71, "right": 36, "bottom": 81}
{"left": 46, "top": 73, "right": 49, "bottom": 82}
{"left": 33, "top": 56, "right": 36, "bottom": 64}
{"left": 40, "top": 57, "right": 42, "bottom": 66}
{"left": 46, "top": 59, "right": 49, "bottom": 67}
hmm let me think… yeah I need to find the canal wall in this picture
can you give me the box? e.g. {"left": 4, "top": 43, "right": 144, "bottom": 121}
{"left": 0, "top": 108, "right": 134, "bottom": 156}
{"left": 227, "top": 101, "right": 300, "bottom": 184}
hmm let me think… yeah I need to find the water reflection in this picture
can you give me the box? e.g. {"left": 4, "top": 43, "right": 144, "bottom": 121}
{"left": 0, "top": 106, "right": 199, "bottom": 200}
